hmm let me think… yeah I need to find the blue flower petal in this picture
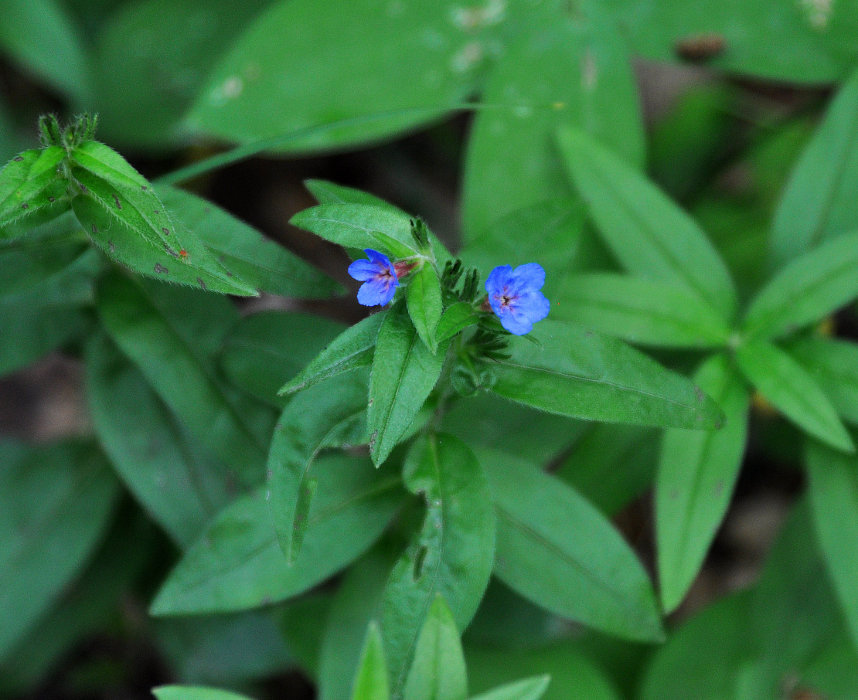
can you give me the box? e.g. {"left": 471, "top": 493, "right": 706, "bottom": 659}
{"left": 500, "top": 310, "right": 535, "bottom": 335}
{"left": 364, "top": 249, "right": 390, "bottom": 266}
{"left": 357, "top": 278, "right": 396, "bottom": 306}
{"left": 485, "top": 264, "right": 513, "bottom": 297}
{"left": 348, "top": 258, "right": 381, "bottom": 282}
{"left": 485, "top": 262, "right": 549, "bottom": 335}
{"left": 520, "top": 289, "right": 551, "bottom": 322}
{"left": 512, "top": 263, "right": 546, "bottom": 291}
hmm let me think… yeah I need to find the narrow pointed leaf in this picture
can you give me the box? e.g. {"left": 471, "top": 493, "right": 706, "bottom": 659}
{"left": 0, "top": 147, "right": 69, "bottom": 235}
{"left": 406, "top": 264, "right": 443, "bottom": 351}
{"left": 468, "top": 676, "right": 551, "bottom": 700}
{"left": 403, "top": 596, "right": 467, "bottom": 700}
{"left": 153, "top": 687, "right": 253, "bottom": 700}
{"left": 787, "top": 335, "right": 858, "bottom": 425}
{"left": 491, "top": 321, "right": 724, "bottom": 430}
{"left": 381, "top": 435, "right": 495, "bottom": 696}
{"left": 480, "top": 449, "right": 664, "bottom": 642}
{"left": 434, "top": 302, "right": 480, "bottom": 345}
{"left": 743, "top": 230, "right": 858, "bottom": 341}
{"left": 150, "top": 454, "right": 401, "bottom": 615}
{"left": 656, "top": 355, "right": 750, "bottom": 612}
{"left": 268, "top": 372, "right": 369, "bottom": 563}
{"left": 553, "top": 273, "right": 732, "bottom": 348}
{"left": 279, "top": 312, "right": 384, "bottom": 396}
{"left": 306, "top": 179, "right": 404, "bottom": 212}
{"left": 352, "top": 622, "right": 390, "bottom": 700}
{"left": 291, "top": 204, "right": 419, "bottom": 257}
{"left": 736, "top": 341, "right": 853, "bottom": 452}
{"left": 368, "top": 306, "right": 448, "bottom": 466}
{"left": 556, "top": 125, "right": 736, "bottom": 320}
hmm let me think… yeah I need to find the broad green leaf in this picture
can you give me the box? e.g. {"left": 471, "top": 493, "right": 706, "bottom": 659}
{"left": 381, "top": 434, "right": 495, "bottom": 696}
{"left": 306, "top": 179, "right": 405, "bottom": 212}
{"left": 268, "top": 373, "right": 369, "bottom": 562}
{"left": 220, "top": 310, "right": 345, "bottom": 407}
{"left": 462, "top": 12, "right": 643, "bottom": 239}
{"left": 556, "top": 126, "right": 736, "bottom": 320}
{"left": 491, "top": 320, "right": 724, "bottom": 430}
{"left": 743, "top": 230, "right": 858, "bottom": 341}
{"left": 656, "top": 354, "right": 750, "bottom": 612}
{"left": 552, "top": 273, "right": 732, "bottom": 348}
{"left": 466, "top": 642, "right": 619, "bottom": 700}
{"left": 153, "top": 687, "right": 253, "bottom": 700}
{"left": 0, "top": 147, "right": 69, "bottom": 236}
{"left": 96, "top": 273, "right": 270, "bottom": 484}
{"left": 69, "top": 141, "right": 255, "bottom": 295}
{"left": 93, "top": 0, "right": 269, "bottom": 146}
{"left": 0, "top": 440, "right": 118, "bottom": 659}
{"left": 555, "top": 424, "right": 657, "bottom": 516}
{"left": 279, "top": 312, "right": 384, "bottom": 396}
{"left": 352, "top": 622, "right": 390, "bottom": 700}
{"left": 368, "top": 306, "right": 448, "bottom": 466}
{"left": 403, "top": 596, "right": 467, "bottom": 700}
{"left": 787, "top": 335, "right": 858, "bottom": 424}
{"left": 187, "top": 0, "right": 502, "bottom": 150}
{"left": 772, "top": 68, "right": 858, "bottom": 265}
{"left": 319, "top": 547, "right": 399, "bottom": 700}
{"left": 86, "top": 333, "right": 236, "bottom": 547}
{"left": 806, "top": 440, "right": 858, "bottom": 651}
{"left": 150, "top": 453, "right": 401, "bottom": 615}
{"left": 480, "top": 450, "right": 663, "bottom": 642}
{"left": 0, "top": 0, "right": 92, "bottom": 100}
{"left": 406, "top": 263, "right": 443, "bottom": 351}
{"left": 275, "top": 594, "right": 331, "bottom": 678}
{"left": 468, "top": 676, "right": 551, "bottom": 700}
{"left": 736, "top": 340, "right": 853, "bottom": 452}
{"left": 434, "top": 302, "right": 480, "bottom": 346}
{"left": 157, "top": 185, "right": 342, "bottom": 298}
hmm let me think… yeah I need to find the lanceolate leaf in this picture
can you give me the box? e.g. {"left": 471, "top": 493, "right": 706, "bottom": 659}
{"left": 481, "top": 449, "right": 664, "bottom": 642}
{"left": 381, "top": 434, "right": 495, "bottom": 697}
{"left": 351, "top": 622, "right": 390, "bottom": 700}
{"left": 406, "top": 263, "right": 443, "bottom": 351}
{"left": 787, "top": 335, "right": 858, "bottom": 424}
{"left": 743, "top": 231, "right": 858, "bottom": 341}
{"left": 806, "top": 440, "right": 858, "bottom": 651}
{"left": 434, "top": 302, "right": 480, "bottom": 346}
{"left": 150, "top": 454, "right": 401, "bottom": 615}
{"left": 0, "top": 440, "right": 119, "bottom": 659}
{"left": 402, "top": 596, "right": 467, "bottom": 700}
{"left": 491, "top": 321, "right": 724, "bottom": 430}
{"left": 368, "top": 306, "right": 449, "bottom": 466}
{"left": 468, "top": 676, "right": 551, "bottom": 700}
{"left": 772, "top": 68, "right": 858, "bottom": 265}
{"left": 279, "top": 312, "right": 384, "bottom": 396}
{"left": 268, "top": 373, "right": 369, "bottom": 563}
{"left": 656, "top": 354, "right": 750, "bottom": 613}
{"left": 306, "top": 179, "right": 404, "bottom": 212}
{"left": 153, "top": 686, "right": 253, "bottom": 700}
{"left": 736, "top": 341, "right": 853, "bottom": 452}
{"left": 556, "top": 126, "right": 736, "bottom": 320}
{"left": 68, "top": 141, "right": 255, "bottom": 295}
{"left": 553, "top": 273, "right": 732, "bottom": 348}
{"left": 156, "top": 185, "right": 342, "bottom": 298}
{"left": 0, "top": 147, "right": 69, "bottom": 237}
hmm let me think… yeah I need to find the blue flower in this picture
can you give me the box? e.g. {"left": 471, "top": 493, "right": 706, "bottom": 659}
{"left": 348, "top": 249, "right": 399, "bottom": 306}
{"left": 485, "top": 263, "right": 550, "bottom": 335}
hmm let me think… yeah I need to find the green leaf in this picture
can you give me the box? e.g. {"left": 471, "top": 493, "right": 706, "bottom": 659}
{"left": 86, "top": 333, "right": 236, "bottom": 547}
{"left": 153, "top": 687, "right": 253, "bottom": 700}
{"left": 403, "top": 596, "right": 467, "bottom": 700}
{"left": 406, "top": 264, "right": 443, "bottom": 351}
{"left": 187, "top": 0, "right": 501, "bottom": 150}
{"left": 556, "top": 126, "right": 736, "bottom": 320}
{"left": 96, "top": 272, "right": 270, "bottom": 485}
{"left": 806, "top": 440, "right": 858, "bottom": 651}
{"left": 0, "top": 440, "right": 118, "bottom": 659}
{"left": 434, "top": 302, "right": 480, "bottom": 346}
{"left": 368, "top": 306, "right": 449, "bottom": 466}
{"left": 275, "top": 594, "right": 331, "bottom": 678}
{"left": 787, "top": 335, "right": 858, "bottom": 424}
{"left": 462, "top": 12, "right": 643, "bottom": 239}
{"left": 279, "top": 312, "right": 384, "bottom": 396}
{"left": 150, "top": 453, "right": 401, "bottom": 615}
{"left": 491, "top": 320, "right": 724, "bottom": 430}
{"left": 352, "top": 622, "right": 390, "bottom": 700}
{"left": 220, "top": 310, "right": 345, "bottom": 408}
{"left": 743, "top": 231, "right": 858, "bottom": 341}
{"left": 480, "top": 449, "right": 663, "bottom": 642}
{"left": 306, "top": 179, "right": 405, "bottom": 212}
{"left": 656, "top": 354, "right": 750, "bottom": 613}
{"left": 468, "top": 676, "right": 551, "bottom": 700}
{"left": 0, "top": 147, "right": 69, "bottom": 236}
{"left": 156, "top": 185, "right": 342, "bottom": 298}
{"left": 268, "top": 373, "right": 369, "bottom": 562}
{"left": 552, "top": 273, "right": 732, "bottom": 349}
{"left": 93, "top": 0, "right": 268, "bottom": 147}
{"left": 736, "top": 340, "right": 853, "bottom": 452}
{"left": 381, "top": 434, "right": 495, "bottom": 696}
{"left": 68, "top": 141, "right": 255, "bottom": 295}
{"left": 772, "top": 68, "right": 858, "bottom": 265}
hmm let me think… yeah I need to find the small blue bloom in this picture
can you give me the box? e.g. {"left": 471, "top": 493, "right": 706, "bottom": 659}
{"left": 348, "top": 249, "right": 399, "bottom": 306}
{"left": 485, "top": 263, "right": 550, "bottom": 335}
